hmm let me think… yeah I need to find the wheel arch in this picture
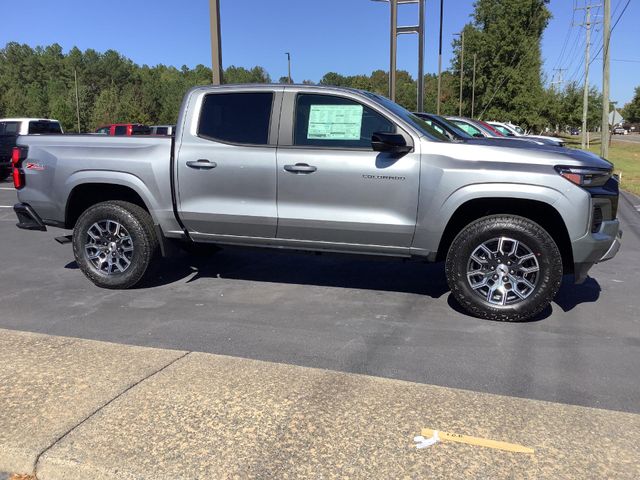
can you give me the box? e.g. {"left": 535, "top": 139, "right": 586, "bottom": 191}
{"left": 65, "top": 180, "right": 153, "bottom": 229}
{"left": 436, "top": 197, "right": 574, "bottom": 273}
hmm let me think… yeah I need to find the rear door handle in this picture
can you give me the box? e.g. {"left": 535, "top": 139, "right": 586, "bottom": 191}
{"left": 186, "top": 159, "right": 217, "bottom": 169}
{"left": 284, "top": 163, "right": 317, "bottom": 174}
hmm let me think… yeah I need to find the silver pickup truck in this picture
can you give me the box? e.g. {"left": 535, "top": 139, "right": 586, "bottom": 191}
{"left": 12, "top": 84, "right": 621, "bottom": 321}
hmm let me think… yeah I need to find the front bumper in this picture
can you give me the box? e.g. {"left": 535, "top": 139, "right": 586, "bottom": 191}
{"left": 572, "top": 219, "right": 621, "bottom": 284}
{"left": 14, "top": 203, "right": 47, "bottom": 231}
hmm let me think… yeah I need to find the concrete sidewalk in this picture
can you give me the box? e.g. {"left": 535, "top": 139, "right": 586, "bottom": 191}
{"left": 1, "top": 328, "right": 639, "bottom": 479}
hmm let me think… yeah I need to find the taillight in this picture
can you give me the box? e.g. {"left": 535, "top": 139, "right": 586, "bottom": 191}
{"left": 12, "top": 146, "right": 27, "bottom": 190}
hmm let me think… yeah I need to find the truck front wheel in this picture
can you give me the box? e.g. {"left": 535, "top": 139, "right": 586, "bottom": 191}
{"left": 72, "top": 201, "right": 158, "bottom": 289}
{"left": 445, "top": 215, "right": 562, "bottom": 322}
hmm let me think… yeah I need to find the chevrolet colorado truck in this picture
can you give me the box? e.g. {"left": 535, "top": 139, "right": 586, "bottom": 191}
{"left": 12, "top": 84, "right": 621, "bottom": 321}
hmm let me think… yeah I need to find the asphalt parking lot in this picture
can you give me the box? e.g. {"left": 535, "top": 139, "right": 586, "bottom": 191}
{"left": 1, "top": 179, "right": 639, "bottom": 414}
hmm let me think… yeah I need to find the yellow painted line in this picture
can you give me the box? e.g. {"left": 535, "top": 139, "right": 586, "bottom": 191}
{"left": 421, "top": 428, "right": 534, "bottom": 454}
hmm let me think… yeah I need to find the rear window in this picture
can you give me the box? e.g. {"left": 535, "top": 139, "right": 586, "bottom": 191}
{"left": 0, "top": 122, "right": 21, "bottom": 135}
{"left": 114, "top": 125, "right": 127, "bottom": 136}
{"left": 28, "top": 121, "right": 62, "bottom": 134}
{"left": 198, "top": 92, "right": 273, "bottom": 145}
{"left": 154, "top": 127, "right": 168, "bottom": 135}
{"left": 132, "top": 125, "right": 151, "bottom": 135}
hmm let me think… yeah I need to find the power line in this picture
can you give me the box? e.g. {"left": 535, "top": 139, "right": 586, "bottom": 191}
{"left": 574, "top": 0, "right": 630, "bottom": 84}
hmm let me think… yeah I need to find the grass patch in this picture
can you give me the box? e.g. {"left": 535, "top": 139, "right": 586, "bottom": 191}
{"left": 559, "top": 134, "right": 640, "bottom": 195}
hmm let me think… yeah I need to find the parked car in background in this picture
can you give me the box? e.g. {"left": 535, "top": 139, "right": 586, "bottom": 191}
{"left": 445, "top": 116, "right": 497, "bottom": 138}
{"left": 95, "top": 124, "right": 151, "bottom": 136}
{"left": 13, "top": 84, "right": 621, "bottom": 321}
{"left": 414, "top": 113, "right": 562, "bottom": 148}
{"left": 0, "top": 118, "right": 63, "bottom": 181}
{"left": 570, "top": 127, "right": 580, "bottom": 136}
{"left": 612, "top": 126, "right": 628, "bottom": 135}
{"left": 488, "top": 121, "right": 566, "bottom": 147}
{"left": 149, "top": 125, "right": 176, "bottom": 136}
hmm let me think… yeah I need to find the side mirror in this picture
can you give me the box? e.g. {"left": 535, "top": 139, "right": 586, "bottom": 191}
{"left": 371, "top": 132, "right": 412, "bottom": 154}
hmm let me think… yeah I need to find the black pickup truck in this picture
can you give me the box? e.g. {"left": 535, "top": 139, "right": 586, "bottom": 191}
{"left": 0, "top": 119, "right": 63, "bottom": 180}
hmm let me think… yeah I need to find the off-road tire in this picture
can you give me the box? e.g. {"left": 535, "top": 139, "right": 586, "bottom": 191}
{"left": 445, "top": 215, "right": 562, "bottom": 322}
{"left": 72, "top": 201, "right": 158, "bottom": 289}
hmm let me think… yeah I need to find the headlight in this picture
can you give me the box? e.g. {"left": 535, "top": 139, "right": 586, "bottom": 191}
{"left": 555, "top": 166, "right": 611, "bottom": 187}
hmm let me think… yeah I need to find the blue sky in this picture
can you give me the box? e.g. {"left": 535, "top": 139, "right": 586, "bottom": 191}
{"left": 2, "top": 0, "right": 638, "bottom": 105}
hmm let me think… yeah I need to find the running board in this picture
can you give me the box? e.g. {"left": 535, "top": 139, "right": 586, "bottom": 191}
{"left": 54, "top": 235, "right": 73, "bottom": 245}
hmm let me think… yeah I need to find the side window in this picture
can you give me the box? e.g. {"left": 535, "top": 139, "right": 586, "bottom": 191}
{"left": 294, "top": 94, "right": 394, "bottom": 149}
{"left": 454, "top": 121, "right": 482, "bottom": 137}
{"left": 114, "top": 125, "right": 127, "bottom": 135}
{"left": 198, "top": 92, "right": 273, "bottom": 145}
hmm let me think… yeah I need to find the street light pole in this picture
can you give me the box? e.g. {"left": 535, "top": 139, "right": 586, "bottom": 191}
{"left": 471, "top": 53, "right": 477, "bottom": 118}
{"left": 74, "top": 68, "right": 81, "bottom": 133}
{"left": 601, "top": 0, "right": 611, "bottom": 158}
{"left": 209, "top": 0, "right": 223, "bottom": 85}
{"left": 436, "top": 0, "right": 444, "bottom": 114}
{"left": 389, "top": 0, "right": 398, "bottom": 101}
{"left": 455, "top": 30, "right": 465, "bottom": 116}
{"left": 372, "top": 0, "right": 425, "bottom": 106}
{"left": 416, "top": 0, "right": 424, "bottom": 111}
{"left": 285, "top": 52, "right": 292, "bottom": 84}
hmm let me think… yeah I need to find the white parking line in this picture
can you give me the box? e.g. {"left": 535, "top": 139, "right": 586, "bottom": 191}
{"left": 0, "top": 206, "right": 13, "bottom": 208}
{"left": 0, "top": 187, "right": 15, "bottom": 190}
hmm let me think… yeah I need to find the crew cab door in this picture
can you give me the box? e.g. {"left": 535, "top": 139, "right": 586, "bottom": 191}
{"left": 176, "top": 88, "right": 282, "bottom": 239}
{"left": 275, "top": 91, "right": 420, "bottom": 247}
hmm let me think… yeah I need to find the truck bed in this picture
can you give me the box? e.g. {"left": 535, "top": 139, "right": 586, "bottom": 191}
{"left": 16, "top": 135, "right": 178, "bottom": 231}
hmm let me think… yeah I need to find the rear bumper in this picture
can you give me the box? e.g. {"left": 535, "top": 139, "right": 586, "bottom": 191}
{"left": 572, "top": 219, "right": 621, "bottom": 283}
{"left": 14, "top": 203, "right": 47, "bottom": 231}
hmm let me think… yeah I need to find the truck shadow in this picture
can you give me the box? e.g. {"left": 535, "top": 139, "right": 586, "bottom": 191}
{"left": 65, "top": 247, "right": 601, "bottom": 315}
{"left": 445, "top": 275, "right": 601, "bottom": 322}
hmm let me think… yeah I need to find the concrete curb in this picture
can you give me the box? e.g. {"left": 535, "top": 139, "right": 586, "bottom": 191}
{"left": 1, "top": 328, "right": 639, "bottom": 479}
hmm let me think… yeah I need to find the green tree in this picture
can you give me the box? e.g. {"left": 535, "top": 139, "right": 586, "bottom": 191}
{"left": 451, "top": 0, "right": 551, "bottom": 129}
{"left": 622, "top": 86, "right": 640, "bottom": 123}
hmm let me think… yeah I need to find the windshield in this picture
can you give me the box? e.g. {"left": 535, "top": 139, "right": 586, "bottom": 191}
{"left": 431, "top": 115, "right": 473, "bottom": 139}
{"left": 362, "top": 92, "right": 450, "bottom": 142}
{"left": 492, "top": 124, "right": 515, "bottom": 136}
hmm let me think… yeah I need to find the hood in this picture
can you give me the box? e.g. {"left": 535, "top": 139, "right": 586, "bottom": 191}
{"left": 426, "top": 137, "right": 614, "bottom": 170}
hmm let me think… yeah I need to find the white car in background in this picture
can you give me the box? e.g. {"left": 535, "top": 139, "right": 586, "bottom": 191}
{"left": 488, "top": 121, "right": 566, "bottom": 147}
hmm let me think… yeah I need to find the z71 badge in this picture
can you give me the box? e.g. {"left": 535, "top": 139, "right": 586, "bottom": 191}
{"left": 26, "top": 163, "right": 45, "bottom": 171}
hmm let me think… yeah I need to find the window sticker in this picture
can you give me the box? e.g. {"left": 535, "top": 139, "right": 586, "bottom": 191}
{"left": 307, "top": 104, "right": 363, "bottom": 140}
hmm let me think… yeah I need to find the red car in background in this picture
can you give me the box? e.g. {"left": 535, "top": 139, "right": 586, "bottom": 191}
{"left": 474, "top": 119, "right": 505, "bottom": 137}
{"left": 95, "top": 123, "right": 151, "bottom": 136}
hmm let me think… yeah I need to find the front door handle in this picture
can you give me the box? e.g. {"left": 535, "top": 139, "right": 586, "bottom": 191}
{"left": 284, "top": 163, "right": 317, "bottom": 174}
{"left": 186, "top": 159, "right": 217, "bottom": 169}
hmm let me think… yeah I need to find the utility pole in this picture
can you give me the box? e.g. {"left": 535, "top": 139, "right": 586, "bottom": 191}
{"left": 372, "top": 0, "right": 425, "bottom": 108}
{"left": 551, "top": 68, "right": 566, "bottom": 90}
{"left": 581, "top": 6, "right": 591, "bottom": 150}
{"left": 436, "top": 0, "right": 444, "bottom": 114}
{"left": 471, "top": 53, "right": 477, "bottom": 118}
{"left": 209, "top": 0, "right": 223, "bottom": 85}
{"left": 601, "top": 0, "right": 611, "bottom": 159}
{"left": 454, "top": 31, "right": 465, "bottom": 116}
{"left": 575, "top": 3, "right": 602, "bottom": 149}
{"left": 73, "top": 68, "right": 81, "bottom": 133}
{"left": 285, "top": 52, "right": 292, "bottom": 84}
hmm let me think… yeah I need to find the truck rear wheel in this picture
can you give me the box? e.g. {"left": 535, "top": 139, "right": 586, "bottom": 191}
{"left": 445, "top": 215, "right": 562, "bottom": 322}
{"left": 72, "top": 201, "right": 158, "bottom": 289}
